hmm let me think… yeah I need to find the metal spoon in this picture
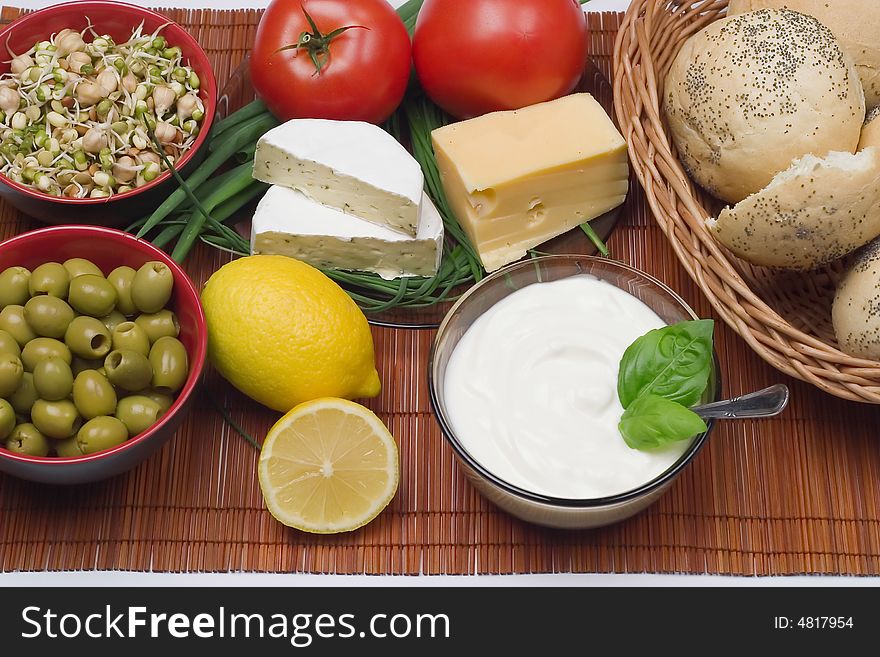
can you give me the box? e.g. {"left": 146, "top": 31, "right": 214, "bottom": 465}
{"left": 691, "top": 384, "right": 790, "bottom": 420}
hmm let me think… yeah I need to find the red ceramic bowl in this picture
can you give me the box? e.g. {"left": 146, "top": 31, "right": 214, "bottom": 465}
{"left": 0, "top": 225, "right": 207, "bottom": 484}
{"left": 0, "top": 1, "right": 217, "bottom": 225}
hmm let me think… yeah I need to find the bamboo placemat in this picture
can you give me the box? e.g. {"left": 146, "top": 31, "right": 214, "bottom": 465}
{"left": 1, "top": 7, "right": 879, "bottom": 576}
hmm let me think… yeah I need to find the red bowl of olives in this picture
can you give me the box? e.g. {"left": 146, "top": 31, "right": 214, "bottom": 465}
{"left": 0, "top": 224, "right": 207, "bottom": 484}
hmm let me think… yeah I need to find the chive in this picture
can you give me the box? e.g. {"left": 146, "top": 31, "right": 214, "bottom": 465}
{"left": 208, "top": 111, "right": 275, "bottom": 154}
{"left": 580, "top": 221, "right": 610, "bottom": 257}
{"left": 211, "top": 98, "right": 269, "bottom": 138}
{"left": 145, "top": 131, "right": 250, "bottom": 261}
{"left": 171, "top": 160, "right": 255, "bottom": 261}
{"left": 202, "top": 181, "right": 268, "bottom": 226}
{"left": 136, "top": 113, "right": 277, "bottom": 238}
{"left": 186, "top": 163, "right": 252, "bottom": 208}
{"left": 151, "top": 223, "right": 184, "bottom": 249}
{"left": 208, "top": 395, "right": 261, "bottom": 451}
{"left": 234, "top": 142, "right": 258, "bottom": 163}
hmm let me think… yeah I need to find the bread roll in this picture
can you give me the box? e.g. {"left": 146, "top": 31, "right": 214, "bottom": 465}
{"left": 708, "top": 148, "right": 880, "bottom": 270}
{"left": 730, "top": 0, "right": 880, "bottom": 110}
{"left": 859, "top": 107, "right": 880, "bottom": 151}
{"left": 664, "top": 8, "right": 864, "bottom": 204}
{"left": 833, "top": 239, "right": 880, "bottom": 359}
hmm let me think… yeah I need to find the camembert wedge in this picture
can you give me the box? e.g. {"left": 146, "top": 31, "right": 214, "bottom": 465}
{"left": 253, "top": 119, "right": 424, "bottom": 236}
{"left": 251, "top": 185, "right": 444, "bottom": 280}
{"left": 431, "top": 93, "right": 629, "bottom": 272}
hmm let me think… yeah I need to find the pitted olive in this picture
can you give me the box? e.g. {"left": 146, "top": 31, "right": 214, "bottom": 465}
{"left": 68, "top": 274, "right": 117, "bottom": 317}
{"left": 28, "top": 262, "right": 70, "bottom": 298}
{"left": 21, "top": 337, "right": 72, "bottom": 371}
{"left": 134, "top": 309, "right": 180, "bottom": 343}
{"left": 64, "top": 316, "right": 112, "bottom": 359}
{"left": 0, "top": 305, "right": 37, "bottom": 346}
{"left": 63, "top": 258, "right": 103, "bottom": 279}
{"left": 24, "top": 295, "right": 75, "bottom": 338}
{"left": 131, "top": 261, "right": 173, "bottom": 313}
{"left": 75, "top": 416, "right": 128, "bottom": 454}
{"left": 5, "top": 422, "right": 49, "bottom": 456}
{"left": 0, "top": 266, "right": 31, "bottom": 307}
{"left": 107, "top": 266, "right": 137, "bottom": 316}
{"left": 31, "top": 398, "right": 81, "bottom": 439}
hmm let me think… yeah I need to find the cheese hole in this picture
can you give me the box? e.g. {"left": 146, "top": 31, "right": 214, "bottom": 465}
{"left": 528, "top": 200, "right": 546, "bottom": 224}
{"left": 471, "top": 188, "right": 497, "bottom": 215}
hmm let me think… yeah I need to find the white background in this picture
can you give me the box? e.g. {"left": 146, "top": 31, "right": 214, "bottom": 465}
{"left": 1, "top": 0, "right": 871, "bottom": 586}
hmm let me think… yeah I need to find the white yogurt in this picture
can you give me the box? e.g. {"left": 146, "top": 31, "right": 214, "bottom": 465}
{"left": 443, "top": 275, "right": 695, "bottom": 499}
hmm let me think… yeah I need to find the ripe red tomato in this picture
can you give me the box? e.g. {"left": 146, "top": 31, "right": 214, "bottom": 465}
{"left": 412, "top": 0, "right": 588, "bottom": 119}
{"left": 250, "top": 0, "right": 412, "bottom": 124}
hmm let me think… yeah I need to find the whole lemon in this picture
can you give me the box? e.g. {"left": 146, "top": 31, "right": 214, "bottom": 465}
{"left": 201, "top": 255, "right": 380, "bottom": 411}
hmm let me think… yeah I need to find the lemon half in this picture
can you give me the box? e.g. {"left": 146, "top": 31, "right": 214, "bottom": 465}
{"left": 258, "top": 398, "right": 399, "bottom": 534}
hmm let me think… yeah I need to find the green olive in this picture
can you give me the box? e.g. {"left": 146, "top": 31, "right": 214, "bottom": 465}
{"left": 72, "top": 369, "right": 117, "bottom": 420}
{"left": 0, "top": 398, "right": 15, "bottom": 441}
{"left": 134, "top": 309, "right": 180, "bottom": 343}
{"left": 104, "top": 349, "right": 153, "bottom": 391}
{"left": 4, "top": 422, "right": 49, "bottom": 456}
{"left": 8, "top": 372, "right": 38, "bottom": 415}
{"left": 23, "top": 295, "right": 75, "bottom": 338}
{"left": 131, "top": 261, "right": 174, "bottom": 313}
{"left": 28, "top": 262, "right": 70, "bottom": 298}
{"left": 0, "top": 305, "right": 37, "bottom": 346}
{"left": 0, "top": 329, "right": 21, "bottom": 358}
{"left": 71, "top": 356, "right": 104, "bottom": 377}
{"left": 33, "top": 357, "right": 74, "bottom": 401}
{"left": 64, "top": 316, "right": 112, "bottom": 359}
{"left": 114, "top": 395, "right": 163, "bottom": 436}
{"left": 99, "top": 310, "right": 127, "bottom": 333}
{"left": 148, "top": 336, "right": 188, "bottom": 393}
{"left": 111, "top": 321, "right": 150, "bottom": 356}
{"left": 137, "top": 389, "right": 175, "bottom": 413}
{"left": 63, "top": 258, "right": 103, "bottom": 279}
{"left": 75, "top": 415, "right": 128, "bottom": 454}
{"left": 21, "top": 337, "right": 72, "bottom": 371}
{"left": 0, "top": 266, "right": 31, "bottom": 307}
{"left": 54, "top": 435, "right": 84, "bottom": 457}
{"left": 31, "top": 398, "right": 81, "bottom": 439}
{"left": 0, "top": 353, "right": 23, "bottom": 397}
{"left": 107, "top": 266, "right": 137, "bottom": 316}
{"left": 68, "top": 274, "right": 117, "bottom": 317}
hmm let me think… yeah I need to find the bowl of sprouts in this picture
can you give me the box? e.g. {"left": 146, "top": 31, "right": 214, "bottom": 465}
{"left": 0, "top": 0, "right": 216, "bottom": 225}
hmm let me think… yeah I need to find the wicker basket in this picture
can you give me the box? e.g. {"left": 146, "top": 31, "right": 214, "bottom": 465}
{"left": 612, "top": 0, "right": 880, "bottom": 403}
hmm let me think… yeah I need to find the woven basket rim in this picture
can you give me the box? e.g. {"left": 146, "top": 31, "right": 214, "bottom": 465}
{"left": 611, "top": 0, "right": 880, "bottom": 403}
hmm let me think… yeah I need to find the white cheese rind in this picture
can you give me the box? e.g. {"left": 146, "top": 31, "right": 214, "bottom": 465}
{"left": 251, "top": 185, "right": 444, "bottom": 280}
{"left": 252, "top": 119, "right": 424, "bottom": 236}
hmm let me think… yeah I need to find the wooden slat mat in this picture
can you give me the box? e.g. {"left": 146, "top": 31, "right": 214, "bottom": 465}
{"left": 1, "top": 6, "right": 879, "bottom": 576}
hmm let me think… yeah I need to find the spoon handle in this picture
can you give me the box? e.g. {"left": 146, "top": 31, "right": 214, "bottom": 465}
{"left": 691, "top": 384, "right": 790, "bottom": 420}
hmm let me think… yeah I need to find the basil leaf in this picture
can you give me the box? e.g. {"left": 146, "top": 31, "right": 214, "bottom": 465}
{"left": 617, "top": 319, "right": 714, "bottom": 408}
{"left": 618, "top": 394, "right": 708, "bottom": 450}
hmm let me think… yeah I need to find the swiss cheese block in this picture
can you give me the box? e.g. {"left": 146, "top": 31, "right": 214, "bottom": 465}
{"left": 253, "top": 119, "right": 424, "bottom": 236}
{"left": 251, "top": 185, "right": 444, "bottom": 280}
{"left": 431, "top": 93, "right": 629, "bottom": 272}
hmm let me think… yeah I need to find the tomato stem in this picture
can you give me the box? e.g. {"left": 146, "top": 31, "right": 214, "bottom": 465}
{"left": 274, "top": 6, "right": 369, "bottom": 75}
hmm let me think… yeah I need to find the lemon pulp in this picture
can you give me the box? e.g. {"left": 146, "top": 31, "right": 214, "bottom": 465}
{"left": 258, "top": 398, "right": 399, "bottom": 533}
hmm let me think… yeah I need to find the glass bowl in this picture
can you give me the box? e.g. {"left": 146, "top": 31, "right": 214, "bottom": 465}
{"left": 428, "top": 255, "right": 721, "bottom": 529}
